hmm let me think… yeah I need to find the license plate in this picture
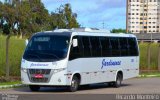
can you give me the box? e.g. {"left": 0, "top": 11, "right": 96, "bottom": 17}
{"left": 34, "top": 74, "right": 43, "bottom": 78}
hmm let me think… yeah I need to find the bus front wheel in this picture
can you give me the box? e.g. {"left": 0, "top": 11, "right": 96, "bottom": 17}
{"left": 69, "top": 76, "right": 80, "bottom": 92}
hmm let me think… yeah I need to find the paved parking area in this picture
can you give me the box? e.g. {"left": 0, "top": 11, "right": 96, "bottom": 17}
{"left": 0, "top": 77, "right": 160, "bottom": 94}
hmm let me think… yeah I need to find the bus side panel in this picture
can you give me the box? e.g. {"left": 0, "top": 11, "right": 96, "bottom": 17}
{"left": 67, "top": 56, "right": 139, "bottom": 85}
{"left": 67, "top": 58, "right": 114, "bottom": 85}
{"left": 122, "top": 56, "right": 139, "bottom": 80}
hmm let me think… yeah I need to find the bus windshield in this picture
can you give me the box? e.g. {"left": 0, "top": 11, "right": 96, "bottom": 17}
{"left": 23, "top": 35, "right": 70, "bottom": 62}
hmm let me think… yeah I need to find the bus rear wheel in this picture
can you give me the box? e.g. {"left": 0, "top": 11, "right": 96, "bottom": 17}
{"left": 113, "top": 73, "right": 123, "bottom": 88}
{"left": 69, "top": 76, "right": 80, "bottom": 92}
{"left": 29, "top": 85, "right": 40, "bottom": 91}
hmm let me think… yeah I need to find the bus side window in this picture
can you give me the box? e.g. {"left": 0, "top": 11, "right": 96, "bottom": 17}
{"left": 78, "top": 36, "right": 84, "bottom": 57}
{"left": 100, "top": 37, "right": 112, "bottom": 57}
{"left": 90, "top": 37, "right": 101, "bottom": 57}
{"left": 82, "top": 36, "right": 92, "bottom": 57}
{"left": 128, "top": 38, "right": 138, "bottom": 56}
{"left": 119, "top": 38, "right": 129, "bottom": 56}
{"left": 110, "top": 37, "right": 120, "bottom": 57}
{"left": 69, "top": 37, "right": 83, "bottom": 60}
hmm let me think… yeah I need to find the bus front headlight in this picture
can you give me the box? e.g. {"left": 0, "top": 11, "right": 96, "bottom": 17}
{"left": 21, "top": 68, "right": 27, "bottom": 73}
{"left": 53, "top": 68, "right": 66, "bottom": 74}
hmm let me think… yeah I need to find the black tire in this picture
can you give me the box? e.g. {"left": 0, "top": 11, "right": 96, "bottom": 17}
{"left": 69, "top": 76, "right": 80, "bottom": 92}
{"left": 29, "top": 85, "right": 40, "bottom": 91}
{"left": 113, "top": 73, "right": 122, "bottom": 88}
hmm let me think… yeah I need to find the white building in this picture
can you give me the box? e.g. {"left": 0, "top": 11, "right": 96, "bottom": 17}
{"left": 127, "top": 0, "right": 160, "bottom": 33}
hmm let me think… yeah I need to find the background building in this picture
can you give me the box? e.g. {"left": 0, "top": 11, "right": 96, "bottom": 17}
{"left": 127, "top": 0, "right": 160, "bottom": 34}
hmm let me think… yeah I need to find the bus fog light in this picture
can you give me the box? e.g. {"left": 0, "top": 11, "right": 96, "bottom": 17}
{"left": 21, "top": 68, "right": 27, "bottom": 73}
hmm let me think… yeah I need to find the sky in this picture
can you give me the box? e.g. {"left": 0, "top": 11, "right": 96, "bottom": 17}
{"left": 41, "top": 0, "right": 127, "bottom": 30}
{"left": 0, "top": 0, "right": 127, "bottom": 30}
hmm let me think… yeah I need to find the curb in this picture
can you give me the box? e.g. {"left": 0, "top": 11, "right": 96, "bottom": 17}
{"left": 138, "top": 74, "right": 160, "bottom": 78}
{"left": 0, "top": 84, "right": 27, "bottom": 89}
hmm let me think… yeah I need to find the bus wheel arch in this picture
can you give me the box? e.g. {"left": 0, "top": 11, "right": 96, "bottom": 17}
{"left": 73, "top": 73, "right": 81, "bottom": 83}
{"left": 117, "top": 71, "right": 123, "bottom": 80}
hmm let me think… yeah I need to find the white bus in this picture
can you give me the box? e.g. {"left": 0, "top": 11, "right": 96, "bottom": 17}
{"left": 21, "top": 28, "right": 139, "bottom": 92}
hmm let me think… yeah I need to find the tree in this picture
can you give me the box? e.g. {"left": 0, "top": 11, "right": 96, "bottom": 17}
{"left": 13, "top": 0, "right": 51, "bottom": 38}
{"left": 50, "top": 3, "right": 80, "bottom": 29}
{"left": 110, "top": 28, "right": 127, "bottom": 33}
{"left": 28, "top": 0, "right": 51, "bottom": 33}
{"left": 0, "top": 1, "right": 80, "bottom": 37}
{"left": 0, "top": 2, "right": 3, "bottom": 34}
{"left": 64, "top": 4, "right": 79, "bottom": 28}
{"left": 2, "top": 0, "right": 15, "bottom": 80}
{"left": 16, "top": 0, "right": 32, "bottom": 38}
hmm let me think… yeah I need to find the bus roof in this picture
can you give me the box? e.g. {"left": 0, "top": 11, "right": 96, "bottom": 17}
{"left": 33, "top": 28, "right": 136, "bottom": 38}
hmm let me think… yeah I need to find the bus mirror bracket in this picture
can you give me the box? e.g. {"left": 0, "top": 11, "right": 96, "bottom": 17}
{"left": 25, "top": 39, "right": 28, "bottom": 46}
{"left": 73, "top": 39, "right": 78, "bottom": 47}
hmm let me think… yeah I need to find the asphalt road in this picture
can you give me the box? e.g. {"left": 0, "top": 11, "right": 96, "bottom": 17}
{"left": 0, "top": 77, "right": 160, "bottom": 94}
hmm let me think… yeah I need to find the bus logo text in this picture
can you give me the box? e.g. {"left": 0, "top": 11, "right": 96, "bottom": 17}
{"left": 101, "top": 59, "right": 121, "bottom": 69}
{"left": 30, "top": 63, "right": 49, "bottom": 67}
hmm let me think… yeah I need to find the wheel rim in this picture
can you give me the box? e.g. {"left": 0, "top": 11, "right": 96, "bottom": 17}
{"left": 117, "top": 75, "right": 122, "bottom": 86}
{"left": 71, "top": 79, "right": 78, "bottom": 90}
{"left": 117, "top": 78, "right": 121, "bottom": 86}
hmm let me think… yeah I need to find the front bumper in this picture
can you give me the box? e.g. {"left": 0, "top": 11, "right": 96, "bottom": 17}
{"left": 21, "top": 69, "right": 71, "bottom": 86}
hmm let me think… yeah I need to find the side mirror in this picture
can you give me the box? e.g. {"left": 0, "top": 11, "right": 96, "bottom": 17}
{"left": 25, "top": 39, "right": 28, "bottom": 46}
{"left": 73, "top": 39, "right": 78, "bottom": 47}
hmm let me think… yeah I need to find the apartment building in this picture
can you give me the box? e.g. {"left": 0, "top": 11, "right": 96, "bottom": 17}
{"left": 127, "top": 0, "right": 160, "bottom": 33}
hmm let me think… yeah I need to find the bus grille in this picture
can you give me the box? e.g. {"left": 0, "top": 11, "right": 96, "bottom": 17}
{"left": 29, "top": 69, "right": 51, "bottom": 75}
{"left": 28, "top": 69, "right": 52, "bottom": 83}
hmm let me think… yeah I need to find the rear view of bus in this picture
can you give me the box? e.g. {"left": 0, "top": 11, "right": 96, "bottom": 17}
{"left": 21, "top": 28, "right": 139, "bottom": 92}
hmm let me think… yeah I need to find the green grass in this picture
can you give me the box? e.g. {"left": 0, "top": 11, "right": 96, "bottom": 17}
{"left": 139, "top": 43, "right": 149, "bottom": 70}
{"left": 0, "top": 81, "right": 21, "bottom": 86}
{"left": 150, "top": 43, "right": 159, "bottom": 70}
{"left": 139, "top": 72, "right": 160, "bottom": 77}
{"left": 0, "top": 35, "right": 25, "bottom": 76}
{"left": 139, "top": 43, "right": 159, "bottom": 70}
